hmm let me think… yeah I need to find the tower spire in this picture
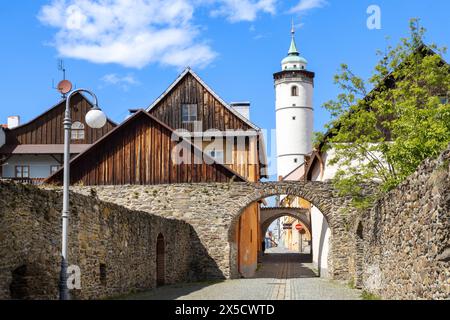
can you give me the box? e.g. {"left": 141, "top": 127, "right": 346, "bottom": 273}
{"left": 288, "top": 19, "right": 299, "bottom": 56}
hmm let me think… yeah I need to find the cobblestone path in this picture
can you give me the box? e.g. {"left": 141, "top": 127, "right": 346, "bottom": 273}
{"left": 121, "top": 248, "right": 362, "bottom": 300}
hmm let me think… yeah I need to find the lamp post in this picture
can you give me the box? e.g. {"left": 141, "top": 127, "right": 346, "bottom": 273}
{"left": 59, "top": 89, "right": 107, "bottom": 300}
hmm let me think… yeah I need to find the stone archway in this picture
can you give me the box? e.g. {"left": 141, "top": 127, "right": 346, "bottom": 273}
{"left": 260, "top": 207, "right": 312, "bottom": 256}
{"left": 75, "top": 181, "right": 362, "bottom": 282}
{"left": 226, "top": 182, "right": 356, "bottom": 280}
{"left": 260, "top": 207, "right": 311, "bottom": 238}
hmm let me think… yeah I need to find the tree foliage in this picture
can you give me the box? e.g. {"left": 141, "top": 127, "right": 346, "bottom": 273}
{"left": 321, "top": 19, "right": 450, "bottom": 206}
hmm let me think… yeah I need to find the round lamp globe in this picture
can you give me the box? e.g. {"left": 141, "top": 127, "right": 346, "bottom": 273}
{"left": 86, "top": 109, "right": 107, "bottom": 129}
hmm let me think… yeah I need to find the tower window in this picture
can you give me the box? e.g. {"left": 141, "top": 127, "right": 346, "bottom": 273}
{"left": 292, "top": 116, "right": 296, "bottom": 120}
{"left": 294, "top": 158, "right": 298, "bottom": 163}
{"left": 291, "top": 86, "right": 298, "bottom": 97}
{"left": 71, "top": 122, "right": 85, "bottom": 140}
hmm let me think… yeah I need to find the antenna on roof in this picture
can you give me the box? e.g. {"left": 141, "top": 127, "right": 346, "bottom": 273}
{"left": 52, "top": 59, "right": 73, "bottom": 99}
{"left": 58, "top": 59, "right": 66, "bottom": 80}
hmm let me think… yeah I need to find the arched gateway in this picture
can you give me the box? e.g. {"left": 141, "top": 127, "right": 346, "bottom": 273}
{"left": 74, "top": 181, "right": 364, "bottom": 282}
{"left": 225, "top": 181, "right": 356, "bottom": 279}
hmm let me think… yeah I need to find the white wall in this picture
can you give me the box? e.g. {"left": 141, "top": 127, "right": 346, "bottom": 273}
{"left": 309, "top": 150, "right": 333, "bottom": 278}
{"left": 275, "top": 79, "right": 314, "bottom": 178}
{"left": 311, "top": 206, "right": 330, "bottom": 277}
{"left": 321, "top": 144, "right": 388, "bottom": 181}
{"left": 2, "top": 155, "right": 61, "bottom": 179}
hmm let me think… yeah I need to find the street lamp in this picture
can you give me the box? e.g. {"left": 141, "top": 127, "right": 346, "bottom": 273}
{"left": 59, "top": 89, "right": 107, "bottom": 300}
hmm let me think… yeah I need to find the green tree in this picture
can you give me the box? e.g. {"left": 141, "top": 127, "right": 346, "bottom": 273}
{"left": 321, "top": 19, "right": 450, "bottom": 208}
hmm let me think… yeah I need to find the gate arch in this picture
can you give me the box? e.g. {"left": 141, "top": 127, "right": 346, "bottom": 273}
{"left": 260, "top": 207, "right": 311, "bottom": 237}
{"left": 226, "top": 182, "right": 355, "bottom": 279}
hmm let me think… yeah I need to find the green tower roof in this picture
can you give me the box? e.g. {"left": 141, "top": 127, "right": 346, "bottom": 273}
{"left": 288, "top": 34, "right": 299, "bottom": 56}
{"left": 282, "top": 20, "right": 308, "bottom": 67}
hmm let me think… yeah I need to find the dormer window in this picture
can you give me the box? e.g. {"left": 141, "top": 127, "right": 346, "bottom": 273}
{"left": 71, "top": 121, "right": 85, "bottom": 140}
{"left": 182, "top": 104, "right": 198, "bottom": 123}
{"left": 291, "top": 86, "right": 298, "bottom": 97}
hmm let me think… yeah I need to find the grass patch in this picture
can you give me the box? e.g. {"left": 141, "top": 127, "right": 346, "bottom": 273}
{"left": 347, "top": 279, "right": 355, "bottom": 289}
{"left": 361, "top": 291, "right": 382, "bottom": 300}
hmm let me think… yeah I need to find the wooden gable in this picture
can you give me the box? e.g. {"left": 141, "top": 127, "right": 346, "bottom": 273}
{"left": 4, "top": 93, "right": 116, "bottom": 146}
{"left": 45, "top": 110, "right": 246, "bottom": 186}
{"left": 148, "top": 70, "right": 256, "bottom": 132}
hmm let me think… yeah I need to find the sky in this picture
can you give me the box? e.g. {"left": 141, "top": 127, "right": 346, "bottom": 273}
{"left": 0, "top": 1, "right": 449, "bottom": 157}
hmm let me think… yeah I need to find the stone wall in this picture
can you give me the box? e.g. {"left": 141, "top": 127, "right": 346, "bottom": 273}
{"left": 356, "top": 146, "right": 450, "bottom": 300}
{"left": 67, "top": 181, "right": 359, "bottom": 281}
{"left": 0, "top": 182, "right": 213, "bottom": 300}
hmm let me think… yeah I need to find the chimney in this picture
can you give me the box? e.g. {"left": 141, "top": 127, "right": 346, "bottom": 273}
{"left": 230, "top": 102, "right": 250, "bottom": 120}
{"left": 7, "top": 116, "right": 20, "bottom": 129}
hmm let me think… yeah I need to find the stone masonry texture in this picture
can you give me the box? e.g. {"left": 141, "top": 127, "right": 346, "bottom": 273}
{"left": 67, "top": 181, "right": 359, "bottom": 281}
{"left": 353, "top": 146, "right": 450, "bottom": 300}
{"left": 0, "top": 182, "right": 204, "bottom": 300}
{"left": 1, "top": 145, "right": 449, "bottom": 300}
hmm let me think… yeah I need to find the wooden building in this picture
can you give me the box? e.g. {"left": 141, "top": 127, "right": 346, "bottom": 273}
{"left": 45, "top": 110, "right": 246, "bottom": 185}
{"left": 147, "top": 68, "right": 267, "bottom": 182}
{"left": 0, "top": 93, "right": 116, "bottom": 184}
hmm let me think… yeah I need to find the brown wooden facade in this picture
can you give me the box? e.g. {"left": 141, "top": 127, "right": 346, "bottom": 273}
{"left": 4, "top": 93, "right": 116, "bottom": 146}
{"left": 46, "top": 111, "right": 245, "bottom": 186}
{"left": 149, "top": 73, "right": 253, "bottom": 132}
{"left": 148, "top": 69, "right": 267, "bottom": 181}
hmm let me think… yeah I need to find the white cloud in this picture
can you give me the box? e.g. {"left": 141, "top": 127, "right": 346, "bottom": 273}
{"left": 210, "top": 0, "right": 277, "bottom": 22}
{"left": 38, "top": 0, "right": 216, "bottom": 69}
{"left": 289, "top": 0, "right": 327, "bottom": 14}
{"left": 100, "top": 73, "right": 140, "bottom": 90}
{"left": 38, "top": 0, "right": 324, "bottom": 69}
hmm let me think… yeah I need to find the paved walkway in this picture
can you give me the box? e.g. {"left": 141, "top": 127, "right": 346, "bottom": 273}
{"left": 121, "top": 248, "right": 362, "bottom": 300}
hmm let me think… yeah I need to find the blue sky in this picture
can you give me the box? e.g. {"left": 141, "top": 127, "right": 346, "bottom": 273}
{"left": 0, "top": 0, "right": 449, "bottom": 137}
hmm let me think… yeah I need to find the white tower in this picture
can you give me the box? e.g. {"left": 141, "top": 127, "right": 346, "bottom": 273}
{"left": 275, "top": 22, "right": 314, "bottom": 179}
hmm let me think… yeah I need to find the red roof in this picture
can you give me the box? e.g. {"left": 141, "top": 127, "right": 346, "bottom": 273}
{"left": 1, "top": 124, "right": 7, "bottom": 129}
